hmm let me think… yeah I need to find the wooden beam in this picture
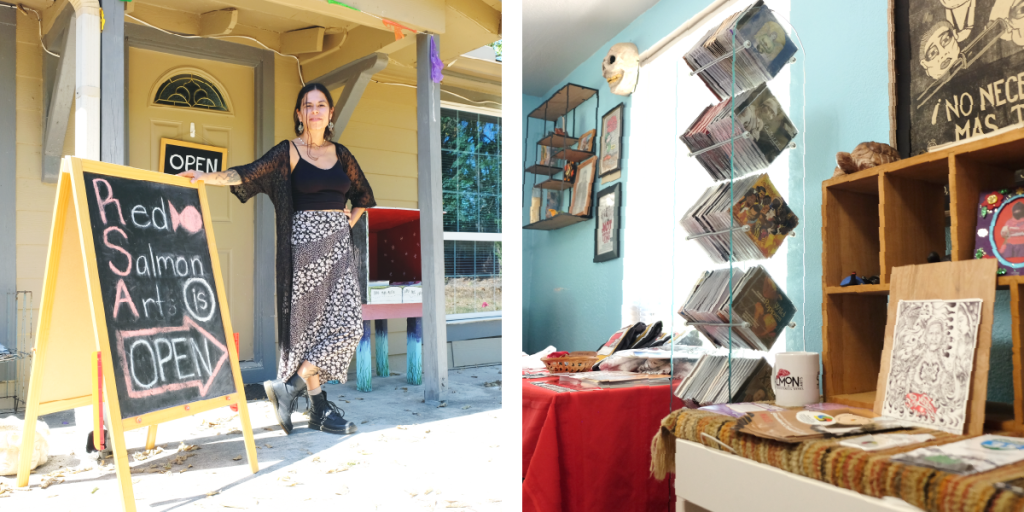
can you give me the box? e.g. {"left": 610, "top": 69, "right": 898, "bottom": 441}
{"left": 446, "top": 0, "right": 500, "bottom": 36}
{"left": 42, "top": 17, "right": 75, "bottom": 183}
{"left": 415, "top": 33, "right": 448, "bottom": 406}
{"left": 42, "top": 0, "right": 72, "bottom": 36}
{"left": 125, "top": 2, "right": 199, "bottom": 35}
{"left": 281, "top": 26, "right": 324, "bottom": 54}
{"left": 198, "top": 9, "right": 238, "bottom": 37}
{"left": 300, "top": 25, "right": 412, "bottom": 82}
{"left": 261, "top": 0, "right": 445, "bottom": 33}
{"left": 101, "top": 0, "right": 126, "bottom": 165}
{"left": 310, "top": 52, "right": 389, "bottom": 139}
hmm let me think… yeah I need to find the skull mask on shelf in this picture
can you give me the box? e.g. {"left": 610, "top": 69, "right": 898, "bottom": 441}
{"left": 602, "top": 42, "right": 639, "bottom": 96}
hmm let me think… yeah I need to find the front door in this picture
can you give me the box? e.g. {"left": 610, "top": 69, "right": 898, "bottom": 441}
{"left": 127, "top": 48, "right": 257, "bottom": 363}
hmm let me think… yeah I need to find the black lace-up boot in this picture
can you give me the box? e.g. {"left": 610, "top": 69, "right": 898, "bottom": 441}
{"left": 308, "top": 392, "right": 357, "bottom": 434}
{"left": 264, "top": 373, "right": 307, "bottom": 434}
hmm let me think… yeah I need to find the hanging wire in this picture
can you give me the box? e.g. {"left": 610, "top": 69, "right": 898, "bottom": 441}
{"left": 125, "top": 13, "right": 307, "bottom": 86}
{"left": 17, "top": 5, "right": 60, "bottom": 58}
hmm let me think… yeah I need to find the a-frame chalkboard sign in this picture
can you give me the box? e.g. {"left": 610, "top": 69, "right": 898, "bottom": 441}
{"left": 16, "top": 156, "right": 258, "bottom": 512}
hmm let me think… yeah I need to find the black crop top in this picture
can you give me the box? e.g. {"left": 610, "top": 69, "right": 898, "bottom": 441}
{"left": 291, "top": 152, "right": 352, "bottom": 211}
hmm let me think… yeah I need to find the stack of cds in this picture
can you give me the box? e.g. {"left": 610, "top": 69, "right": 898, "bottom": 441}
{"left": 677, "top": 266, "right": 795, "bottom": 352}
{"left": 683, "top": 0, "right": 797, "bottom": 100}
{"left": 680, "top": 83, "right": 797, "bottom": 180}
{"left": 681, "top": 173, "right": 799, "bottom": 262}
{"left": 673, "top": 349, "right": 772, "bottom": 405}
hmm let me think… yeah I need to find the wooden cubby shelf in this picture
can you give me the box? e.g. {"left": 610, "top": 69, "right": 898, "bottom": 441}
{"left": 822, "top": 127, "right": 1024, "bottom": 433}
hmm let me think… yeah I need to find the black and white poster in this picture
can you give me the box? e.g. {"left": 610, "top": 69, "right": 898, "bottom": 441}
{"left": 906, "top": 0, "right": 1024, "bottom": 154}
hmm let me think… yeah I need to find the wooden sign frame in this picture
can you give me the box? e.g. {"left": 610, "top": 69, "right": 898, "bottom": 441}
{"left": 157, "top": 138, "right": 228, "bottom": 174}
{"left": 873, "top": 259, "right": 997, "bottom": 436}
{"left": 16, "top": 156, "right": 258, "bottom": 512}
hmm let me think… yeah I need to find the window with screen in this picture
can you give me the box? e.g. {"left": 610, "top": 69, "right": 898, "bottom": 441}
{"left": 441, "top": 108, "right": 501, "bottom": 316}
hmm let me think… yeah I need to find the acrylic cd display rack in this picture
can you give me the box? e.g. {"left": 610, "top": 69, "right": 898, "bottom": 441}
{"left": 670, "top": 2, "right": 804, "bottom": 408}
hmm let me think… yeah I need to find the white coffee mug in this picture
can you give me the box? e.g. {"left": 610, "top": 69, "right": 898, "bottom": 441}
{"left": 771, "top": 352, "right": 820, "bottom": 407}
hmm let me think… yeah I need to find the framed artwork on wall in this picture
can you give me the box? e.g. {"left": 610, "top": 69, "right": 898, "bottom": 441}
{"left": 594, "top": 183, "right": 622, "bottom": 262}
{"left": 599, "top": 103, "right": 624, "bottom": 176}
{"left": 570, "top": 156, "right": 597, "bottom": 216}
{"left": 891, "top": 0, "right": 1024, "bottom": 157}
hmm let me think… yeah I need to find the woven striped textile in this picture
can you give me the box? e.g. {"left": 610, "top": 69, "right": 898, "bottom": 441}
{"left": 651, "top": 408, "right": 1024, "bottom": 512}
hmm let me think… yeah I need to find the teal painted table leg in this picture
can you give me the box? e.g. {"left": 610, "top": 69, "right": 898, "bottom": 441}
{"left": 375, "top": 319, "right": 389, "bottom": 377}
{"left": 356, "top": 320, "right": 372, "bottom": 392}
{"left": 407, "top": 317, "right": 422, "bottom": 385}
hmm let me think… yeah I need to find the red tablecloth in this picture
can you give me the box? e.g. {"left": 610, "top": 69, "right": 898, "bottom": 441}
{"left": 522, "top": 376, "right": 682, "bottom": 512}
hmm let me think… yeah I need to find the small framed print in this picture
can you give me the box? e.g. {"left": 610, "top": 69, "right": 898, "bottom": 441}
{"left": 569, "top": 156, "right": 597, "bottom": 217}
{"left": 599, "top": 103, "right": 624, "bottom": 176}
{"left": 594, "top": 183, "right": 621, "bottom": 262}
{"left": 577, "top": 129, "right": 597, "bottom": 153}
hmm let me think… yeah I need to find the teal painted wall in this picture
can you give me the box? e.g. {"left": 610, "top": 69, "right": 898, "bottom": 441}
{"left": 522, "top": 0, "right": 718, "bottom": 355}
{"left": 787, "top": 1, "right": 1013, "bottom": 402}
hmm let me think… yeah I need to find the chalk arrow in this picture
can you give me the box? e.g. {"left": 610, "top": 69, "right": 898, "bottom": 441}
{"left": 114, "top": 315, "right": 229, "bottom": 400}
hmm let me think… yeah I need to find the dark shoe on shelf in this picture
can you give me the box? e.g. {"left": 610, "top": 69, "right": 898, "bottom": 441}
{"left": 264, "top": 373, "right": 307, "bottom": 435}
{"left": 308, "top": 392, "right": 357, "bottom": 435}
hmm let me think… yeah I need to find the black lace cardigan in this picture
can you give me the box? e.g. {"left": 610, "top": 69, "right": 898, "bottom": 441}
{"left": 229, "top": 140, "right": 376, "bottom": 351}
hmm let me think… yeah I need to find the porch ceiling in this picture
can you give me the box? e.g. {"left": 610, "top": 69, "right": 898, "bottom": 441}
{"left": 33, "top": 0, "right": 500, "bottom": 102}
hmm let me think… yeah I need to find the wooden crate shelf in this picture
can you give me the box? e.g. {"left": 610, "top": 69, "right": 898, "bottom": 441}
{"left": 536, "top": 179, "right": 572, "bottom": 190}
{"left": 822, "top": 126, "right": 1024, "bottom": 433}
{"left": 538, "top": 133, "right": 578, "bottom": 148}
{"left": 553, "top": 148, "right": 594, "bottom": 162}
{"left": 525, "top": 164, "right": 563, "bottom": 176}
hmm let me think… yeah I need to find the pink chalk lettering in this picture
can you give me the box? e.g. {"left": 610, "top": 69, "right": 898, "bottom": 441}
{"left": 91, "top": 178, "right": 126, "bottom": 225}
{"left": 113, "top": 279, "right": 139, "bottom": 319}
{"left": 103, "top": 226, "right": 132, "bottom": 276}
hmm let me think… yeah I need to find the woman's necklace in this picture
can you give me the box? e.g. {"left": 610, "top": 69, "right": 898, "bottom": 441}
{"left": 296, "top": 136, "right": 329, "bottom": 161}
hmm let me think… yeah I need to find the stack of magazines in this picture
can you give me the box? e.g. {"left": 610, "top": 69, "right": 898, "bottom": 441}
{"left": 681, "top": 173, "right": 798, "bottom": 262}
{"left": 680, "top": 83, "right": 797, "bottom": 180}
{"left": 677, "top": 266, "right": 795, "bottom": 352}
{"left": 683, "top": 0, "right": 797, "bottom": 100}
{"left": 673, "top": 349, "right": 772, "bottom": 405}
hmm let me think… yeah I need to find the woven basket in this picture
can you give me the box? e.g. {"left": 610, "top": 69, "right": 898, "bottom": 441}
{"left": 541, "top": 351, "right": 598, "bottom": 373}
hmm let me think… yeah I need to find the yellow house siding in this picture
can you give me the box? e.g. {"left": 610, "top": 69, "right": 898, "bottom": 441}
{"left": 15, "top": 13, "right": 56, "bottom": 314}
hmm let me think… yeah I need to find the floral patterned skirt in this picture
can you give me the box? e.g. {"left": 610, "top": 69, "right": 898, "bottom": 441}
{"left": 279, "top": 210, "right": 364, "bottom": 382}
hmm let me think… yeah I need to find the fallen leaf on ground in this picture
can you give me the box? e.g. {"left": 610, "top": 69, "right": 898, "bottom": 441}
{"left": 206, "top": 490, "right": 221, "bottom": 497}
{"left": 446, "top": 503, "right": 469, "bottom": 508}
{"left": 232, "top": 456, "right": 242, "bottom": 461}
{"left": 326, "top": 467, "right": 349, "bottom": 474}
{"left": 461, "top": 406, "right": 471, "bottom": 410}
{"left": 397, "top": 426, "right": 408, "bottom": 430}
{"left": 311, "top": 456, "right": 320, "bottom": 463}
{"left": 264, "top": 444, "right": 272, "bottom": 449}
{"left": 91, "top": 487, "right": 99, "bottom": 494}
{"left": 361, "top": 420, "right": 369, "bottom": 424}
{"left": 177, "top": 442, "right": 199, "bottom": 452}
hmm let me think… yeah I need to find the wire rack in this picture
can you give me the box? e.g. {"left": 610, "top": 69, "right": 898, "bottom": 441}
{"left": 0, "top": 291, "right": 34, "bottom": 414}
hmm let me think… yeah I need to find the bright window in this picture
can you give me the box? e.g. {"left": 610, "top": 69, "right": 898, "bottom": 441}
{"left": 441, "top": 107, "right": 502, "bottom": 315}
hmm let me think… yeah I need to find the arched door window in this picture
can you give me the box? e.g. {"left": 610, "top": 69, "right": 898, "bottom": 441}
{"left": 154, "top": 73, "right": 230, "bottom": 112}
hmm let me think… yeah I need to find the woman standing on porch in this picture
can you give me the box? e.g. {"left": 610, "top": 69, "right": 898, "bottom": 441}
{"left": 178, "top": 83, "right": 376, "bottom": 436}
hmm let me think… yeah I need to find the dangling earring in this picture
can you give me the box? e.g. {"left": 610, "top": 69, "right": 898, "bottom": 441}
{"left": 298, "top": 122, "right": 304, "bottom": 134}
{"left": 328, "top": 121, "right": 334, "bottom": 131}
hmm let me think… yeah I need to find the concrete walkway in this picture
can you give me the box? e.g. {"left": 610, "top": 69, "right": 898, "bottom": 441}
{"left": 1, "top": 365, "right": 504, "bottom": 511}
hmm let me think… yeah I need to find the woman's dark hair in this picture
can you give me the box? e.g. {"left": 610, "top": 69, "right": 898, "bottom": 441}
{"left": 294, "top": 82, "right": 335, "bottom": 140}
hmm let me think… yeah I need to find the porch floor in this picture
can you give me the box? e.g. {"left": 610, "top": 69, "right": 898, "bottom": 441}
{"left": 0, "top": 365, "right": 504, "bottom": 511}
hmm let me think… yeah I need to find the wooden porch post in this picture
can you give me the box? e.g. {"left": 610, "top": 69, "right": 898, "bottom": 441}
{"left": 416, "top": 33, "right": 448, "bottom": 405}
{"left": 100, "top": 0, "right": 126, "bottom": 165}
